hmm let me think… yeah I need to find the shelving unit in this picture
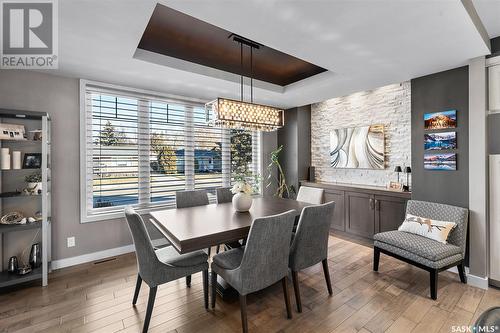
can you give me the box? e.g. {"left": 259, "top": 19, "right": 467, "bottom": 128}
{"left": 0, "top": 109, "right": 51, "bottom": 288}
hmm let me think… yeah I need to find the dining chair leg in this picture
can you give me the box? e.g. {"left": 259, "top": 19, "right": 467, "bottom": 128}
{"left": 143, "top": 286, "right": 157, "bottom": 333}
{"left": 207, "top": 247, "right": 211, "bottom": 257}
{"left": 132, "top": 274, "right": 142, "bottom": 305}
{"left": 291, "top": 271, "right": 302, "bottom": 313}
{"left": 216, "top": 245, "right": 220, "bottom": 254}
{"left": 202, "top": 269, "right": 208, "bottom": 309}
{"left": 373, "top": 247, "right": 380, "bottom": 272}
{"left": 322, "top": 259, "right": 333, "bottom": 295}
{"left": 239, "top": 293, "right": 248, "bottom": 333}
{"left": 210, "top": 271, "right": 217, "bottom": 309}
{"left": 282, "top": 277, "right": 293, "bottom": 319}
{"left": 186, "top": 275, "right": 191, "bottom": 288}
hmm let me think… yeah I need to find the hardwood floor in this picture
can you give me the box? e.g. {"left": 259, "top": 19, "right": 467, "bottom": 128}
{"left": 1, "top": 236, "right": 499, "bottom": 333}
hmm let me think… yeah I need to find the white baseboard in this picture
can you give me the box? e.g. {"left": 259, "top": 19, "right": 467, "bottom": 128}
{"left": 446, "top": 266, "right": 489, "bottom": 289}
{"left": 51, "top": 244, "right": 135, "bottom": 270}
{"left": 467, "top": 274, "right": 489, "bottom": 289}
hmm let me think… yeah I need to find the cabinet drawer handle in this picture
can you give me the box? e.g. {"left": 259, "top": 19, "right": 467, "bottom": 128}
{"left": 375, "top": 199, "right": 380, "bottom": 211}
{"left": 369, "top": 198, "right": 374, "bottom": 210}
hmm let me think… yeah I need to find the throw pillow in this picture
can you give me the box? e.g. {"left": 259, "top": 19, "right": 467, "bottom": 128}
{"left": 398, "top": 213, "right": 456, "bottom": 244}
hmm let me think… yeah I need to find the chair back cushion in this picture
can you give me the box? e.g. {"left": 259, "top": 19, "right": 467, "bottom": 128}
{"left": 124, "top": 207, "right": 158, "bottom": 284}
{"left": 289, "top": 201, "right": 335, "bottom": 271}
{"left": 296, "top": 186, "right": 324, "bottom": 204}
{"left": 405, "top": 200, "right": 468, "bottom": 255}
{"left": 176, "top": 189, "right": 209, "bottom": 208}
{"left": 239, "top": 210, "right": 296, "bottom": 295}
{"left": 216, "top": 187, "right": 233, "bottom": 204}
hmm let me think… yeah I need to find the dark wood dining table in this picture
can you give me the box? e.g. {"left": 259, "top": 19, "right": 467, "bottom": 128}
{"left": 149, "top": 196, "right": 310, "bottom": 254}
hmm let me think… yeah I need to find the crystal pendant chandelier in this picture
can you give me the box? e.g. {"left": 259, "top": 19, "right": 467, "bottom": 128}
{"left": 205, "top": 35, "right": 284, "bottom": 132}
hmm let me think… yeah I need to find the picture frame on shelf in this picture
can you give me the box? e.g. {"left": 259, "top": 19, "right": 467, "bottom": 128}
{"left": 22, "top": 153, "right": 42, "bottom": 169}
{"left": 0, "top": 123, "right": 26, "bottom": 140}
{"left": 387, "top": 181, "right": 403, "bottom": 191}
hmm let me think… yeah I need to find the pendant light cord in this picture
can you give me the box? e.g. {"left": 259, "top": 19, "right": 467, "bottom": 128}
{"left": 240, "top": 42, "right": 243, "bottom": 102}
{"left": 250, "top": 46, "right": 253, "bottom": 103}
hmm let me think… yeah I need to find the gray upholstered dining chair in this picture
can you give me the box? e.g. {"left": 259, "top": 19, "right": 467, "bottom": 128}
{"left": 175, "top": 189, "right": 209, "bottom": 208}
{"left": 215, "top": 187, "right": 237, "bottom": 254}
{"left": 124, "top": 207, "right": 209, "bottom": 333}
{"left": 289, "top": 201, "right": 336, "bottom": 312}
{"left": 176, "top": 189, "right": 210, "bottom": 287}
{"left": 216, "top": 187, "right": 233, "bottom": 204}
{"left": 296, "top": 186, "right": 324, "bottom": 204}
{"left": 210, "top": 210, "right": 296, "bottom": 333}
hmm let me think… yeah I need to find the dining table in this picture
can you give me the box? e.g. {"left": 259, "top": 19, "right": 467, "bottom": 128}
{"left": 149, "top": 196, "right": 310, "bottom": 299}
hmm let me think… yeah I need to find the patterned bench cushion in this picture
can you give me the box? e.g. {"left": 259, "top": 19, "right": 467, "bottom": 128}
{"left": 374, "top": 230, "right": 461, "bottom": 261}
{"left": 374, "top": 240, "right": 463, "bottom": 269}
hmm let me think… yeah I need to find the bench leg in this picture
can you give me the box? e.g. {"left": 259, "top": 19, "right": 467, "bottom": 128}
{"left": 373, "top": 247, "right": 380, "bottom": 272}
{"left": 457, "top": 262, "right": 467, "bottom": 284}
{"left": 430, "top": 269, "right": 438, "bottom": 300}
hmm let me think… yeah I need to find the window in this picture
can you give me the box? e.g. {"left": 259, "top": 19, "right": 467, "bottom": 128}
{"left": 80, "top": 81, "right": 261, "bottom": 222}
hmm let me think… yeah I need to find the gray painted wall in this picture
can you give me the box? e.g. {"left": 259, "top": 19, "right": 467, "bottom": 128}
{"left": 410, "top": 66, "right": 469, "bottom": 208}
{"left": 277, "top": 105, "right": 311, "bottom": 195}
{"left": 0, "top": 70, "right": 132, "bottom": 262}
{"left": 488, "top": 113, "right": 500, "bottom": 154}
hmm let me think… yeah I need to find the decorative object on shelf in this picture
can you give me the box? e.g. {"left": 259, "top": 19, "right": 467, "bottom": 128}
{"left": 403, "top": 166, "right": 412, "bottom": 192}
{"left": 231, "top": 177, "right": 254, "bottom": 212}
{"left": 24, "top": 172, "right": 42, "bottom": 195}
{"left": 387, "top": 181, "right": 403, "bottom": 191}
{"left": 330, "top": 125, "right": 385, "bottom": 169}
{"left": 0, "top": 123, "right": 26, "bottom": 140}
{"left": 266, "top": 145, "right": 296, "bottom": 198}
{"left": 424, "top": 132, "right": 457, "bottom": 151}
{"left": 29, "top": 243, "right": 42, "bottom": 268}
{"left": 29, "top": 129, "right": 43, "bottom": 141}
{"left": 1, "top": 147, "right": 10, "bottom": 170}
{"left": 8, "top": 256, "right": 18, "bottom": 274}
{"left": 308, "top": 166, "right": 315, "bottom": 182}
{"left": 22, "top": 153, "right": 42, "bottom": 169}
{"left": 424, "top": 110, "right": 457, "bottom": 130}
{"left": 12, "top": 150, "right": 21, "bottom": 169}
{"left": 17, "top": 265, "right": 32, "bottom": 275}
{"left": 0, "top": 211, "right": 25, "bottom": 225}
{"left": 394, "top": 166, "right": 402, "bottom": 183}
{"left": 424, "top": 153, "right": 456, "bottom": 171}
{"left": 205, "top": 35, "right": 284, "bottom": 132}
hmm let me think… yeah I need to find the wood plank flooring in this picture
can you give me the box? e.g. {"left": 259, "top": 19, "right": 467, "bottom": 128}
{"left": 0, "top": 236, "right": 499, "bottom": 333}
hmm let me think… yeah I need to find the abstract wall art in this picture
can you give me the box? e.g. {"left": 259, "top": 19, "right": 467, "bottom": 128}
{"left": 424, "top": 132, "right": 457, "bottom": 150}
{"left": 424, "top": 153, "right": 457, "bottom": 171}
{"left": 330, "top": 125, "right": 385, "bottom": 169}
{"left": 424, "top": 110, "right": 457, "bottom": 130}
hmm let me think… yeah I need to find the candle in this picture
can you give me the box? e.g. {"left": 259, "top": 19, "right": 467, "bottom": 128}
{"left": 12, "top": 151, "right": 21, "bottom": 169}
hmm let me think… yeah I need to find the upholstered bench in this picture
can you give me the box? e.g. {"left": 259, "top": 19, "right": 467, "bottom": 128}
{"left": 373, "top": 200, "right": 469, "bottom": 300}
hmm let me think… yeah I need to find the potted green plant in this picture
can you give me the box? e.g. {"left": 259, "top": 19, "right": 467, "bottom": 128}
{"left": 266, "top": 145, "right": 296, "bottom": 198}
{"left": 25, "top": 172, "right": 42, "bottom": 194}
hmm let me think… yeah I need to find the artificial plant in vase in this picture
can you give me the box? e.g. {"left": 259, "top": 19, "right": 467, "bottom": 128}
{"left": 24, "top": 172, "right": 42, "bottom": 195}
{"left": 231, "top": 175, "right": 254, "bottom": 212}
{"left": 266, "top": 145, "right": 296, "bottom": 198}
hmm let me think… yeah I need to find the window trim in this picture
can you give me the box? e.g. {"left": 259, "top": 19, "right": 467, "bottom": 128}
{"left": 79, "top": 79, "right": 263, "bottom": 223}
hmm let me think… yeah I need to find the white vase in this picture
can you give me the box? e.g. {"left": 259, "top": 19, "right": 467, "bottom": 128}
{"left": 232, "top": 192, "right": 253, "bottom": 212}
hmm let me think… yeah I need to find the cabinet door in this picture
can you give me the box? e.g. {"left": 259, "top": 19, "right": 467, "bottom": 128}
{"left": 345, "top": 191, "right": 375, "bottom": 238}
{"left": 324, "top": 190, "right": 345, "bottom": 231}
{"left": 375, "top": 195, "right": 408, "bottom": 233}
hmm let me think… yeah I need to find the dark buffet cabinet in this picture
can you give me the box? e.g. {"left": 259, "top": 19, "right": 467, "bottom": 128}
{"left": 300, "top": 181, "right": 411, "bottom": 239}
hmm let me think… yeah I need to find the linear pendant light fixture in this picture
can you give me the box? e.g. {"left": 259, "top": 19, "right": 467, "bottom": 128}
{"left": 205, "top": 35, "right": 284, "bottom": 132}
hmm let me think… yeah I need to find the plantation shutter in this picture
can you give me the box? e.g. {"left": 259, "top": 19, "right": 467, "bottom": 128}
{"left": 81, "top": 82, "right": 261, "bottom": 222}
